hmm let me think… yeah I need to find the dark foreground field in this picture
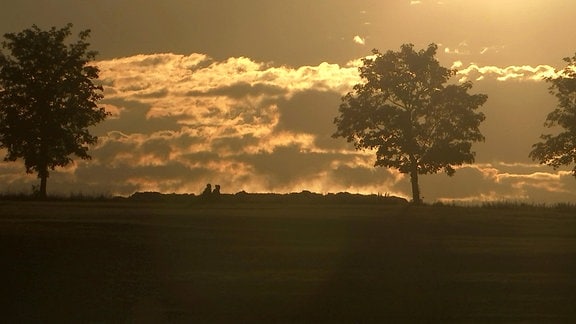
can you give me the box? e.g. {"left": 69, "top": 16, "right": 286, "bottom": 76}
{"left": 1, "top": 201, "right": 575, "bottom": 322}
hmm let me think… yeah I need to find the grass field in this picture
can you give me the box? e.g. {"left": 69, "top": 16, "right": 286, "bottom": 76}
{"left": 1, "top": 201, "right": 575, "bottom": 322}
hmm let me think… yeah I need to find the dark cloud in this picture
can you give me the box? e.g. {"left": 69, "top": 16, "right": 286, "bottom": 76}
{"left": 140, "top": 138, "right": 173, "bottom": 160}
{"left": 179, "top": 151, "right": 221, "bottom": 165}
{"left": 51, "top": 167, "right": 140, "bottom": 197}
{"left": 417, "top": 163, "right": 576, "bottom": 204}
{"left": 211, "top": 135, "right": 260, "bottom": 155}
{"left": 133, "top": 88, "right": 170, "bottom": 99}
{"left": 73, "top": 163, "right": 211, "bottom": 195}
{"left": 242, "top": 145, "right": 337, "bottom": 190}
{"left": 276, "top": 90, "right": 340, "bottom": 135}
{"left": 90, "top": 137, "right": 137, "bottom": 166}
{"left": 274, "top": 90, "right": 348, "bottom": 149}
{"left": 95, "top": 99, "right": 182, "bottom": 134}
{"left": 521, "top": 173, "right": 576, "bottom": 203}
{"left": 419, "top": 167, "right": 495, "bottom": 201}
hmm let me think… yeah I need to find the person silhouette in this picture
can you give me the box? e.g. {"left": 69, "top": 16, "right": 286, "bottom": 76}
{"left": 213, "top": 184, "right": 221, "bottom": 195}
{"left": 202, "top": 183, "right": 212, "bottom": 196}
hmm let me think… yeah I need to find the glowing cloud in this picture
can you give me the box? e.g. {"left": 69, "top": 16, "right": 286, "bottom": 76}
{"left": 85, "top": 53, "right": 368, "bottom": 195}
{"left": 1, "top": 52, "right": 575, "bottom": 203}
{"left": 353, "top": 35, "right": 366, "bottom": 45}
{"left": 455, "top": 63, "right": 559, "bottom": 82}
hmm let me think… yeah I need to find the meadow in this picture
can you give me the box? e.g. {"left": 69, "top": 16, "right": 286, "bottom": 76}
{"left": 1, "top": 200, "right": 575, "bottom": 322}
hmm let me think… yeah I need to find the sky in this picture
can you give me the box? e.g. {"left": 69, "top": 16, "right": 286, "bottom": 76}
{"left": 1, "top": 0, "right": 576, "bottom": 203}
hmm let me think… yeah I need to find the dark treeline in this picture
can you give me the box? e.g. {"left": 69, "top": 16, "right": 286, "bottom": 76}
{"left": 128, "top": 190, "right": 408, "bottom": 205}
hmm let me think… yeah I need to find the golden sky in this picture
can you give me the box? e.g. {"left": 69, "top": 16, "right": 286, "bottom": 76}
{"left": 1, "top": 0, "right": 576, "bottom": 202}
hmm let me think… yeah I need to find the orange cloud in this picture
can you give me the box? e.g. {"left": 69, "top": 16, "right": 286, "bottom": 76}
{"left": 455, "top": 63, "right": 558, "bottom": 82}
{"left": 1, "top": 52, "right": 576, "bottom": 203}
{"left": 439, "top": 163, "right": 576, "bottom": 203}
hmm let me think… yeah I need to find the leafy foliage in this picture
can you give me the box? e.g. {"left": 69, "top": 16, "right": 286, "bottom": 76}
{"left": 530, "top": 54, "right": 576, "bottom": 176}
{"left": 0, "top": 24, "right": 108, "bottom": 197}
{"left": 333, "top": 44, "right": 487, "bottom": 203}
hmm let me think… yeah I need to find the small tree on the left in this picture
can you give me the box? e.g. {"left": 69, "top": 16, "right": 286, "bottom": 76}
{"left": 0, "top": 24, "right": 108, "bottom": 198}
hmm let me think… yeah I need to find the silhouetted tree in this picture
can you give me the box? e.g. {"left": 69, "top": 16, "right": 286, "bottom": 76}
{"left": 333, "top": 44, "right": 487, "bottom": 204}
{"left": 0, "top": 24, "right": 108, "bottom": 198}
{"left": 530, "top": 53, "right": 576, "bottom": 176}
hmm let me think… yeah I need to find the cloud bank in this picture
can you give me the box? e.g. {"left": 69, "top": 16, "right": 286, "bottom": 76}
{"left": 0, "top": 53, "right": 574, "bottom": 203}
{"left": 455, "top": 62, "right": 558, "bottom": 82}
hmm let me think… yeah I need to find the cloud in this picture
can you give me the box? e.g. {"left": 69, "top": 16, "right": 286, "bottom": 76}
{"left": 451, "top": 61, "right": 463, "bottom": 69}
{"left": 455, "top": 63, "right": 558, "bottom": 82}
{"left": 65, "top": 53, "right": 368, "bottom": 196}
{"left": 443, "top": 43, "right": 507, "bottom": 59}
{"left": 443, "top": 42, "right": 471, "bottom": 56}
{"left": 425, "top": 163, "right": 576, "bottom": 204}
{"left": 1, "top": 52, "right": 575, "bottom": 203}
{"left": 353, "top": 35, "right": 366, "bottom": 45}
{"left": 445, "top": 48, "right": 470, "bottom": 56}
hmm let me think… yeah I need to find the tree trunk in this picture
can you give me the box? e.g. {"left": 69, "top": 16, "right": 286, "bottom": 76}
{"left": 38, "top": 166, "right": 48, "bottom": 199}
{"left": 39, "top": 175, "right": 47, "bottom": 199}
{"left": 404, "top": 111, "right": 421, "bottom": 205}
{"left": 409, "top": 157, "right": 422, "bottom": 204}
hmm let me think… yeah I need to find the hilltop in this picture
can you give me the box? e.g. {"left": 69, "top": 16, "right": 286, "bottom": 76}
{"left": 127, "top": 190, "right": 408, "bottom": 205}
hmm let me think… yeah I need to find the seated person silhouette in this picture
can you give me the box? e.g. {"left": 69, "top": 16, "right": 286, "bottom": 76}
{"left": 201, "top": 183, "right": 212, "bottom": 196}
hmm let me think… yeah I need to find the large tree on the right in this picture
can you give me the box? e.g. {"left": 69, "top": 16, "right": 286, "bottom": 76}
{"left": 333, "top": 44, "right": 487, "bottom": 204}
{"left": 530, "top": 53, "right": 576, "bottom": 176}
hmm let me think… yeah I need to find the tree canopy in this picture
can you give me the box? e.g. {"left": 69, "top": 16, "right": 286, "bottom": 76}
{"left": 530, "top": 53, "right": 576, "bottom": 176}
{"left": 0, "top": 24, "right": 108, "bottom": 198}
{"left": 333, "top": 43, "right": 487, "bottom": 204}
